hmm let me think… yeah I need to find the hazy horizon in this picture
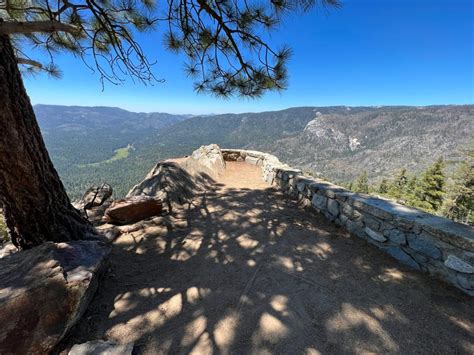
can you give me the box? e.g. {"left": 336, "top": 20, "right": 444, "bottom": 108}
{"left": 33, "top": 102, "right": 474, "bottom": 116}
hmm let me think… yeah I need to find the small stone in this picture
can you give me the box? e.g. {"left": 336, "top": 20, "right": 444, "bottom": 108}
{"left": 444, "top": 255, "right": 474, "bottom": 274}
{"left": 365, "top": 227, "right": 387, "bottom": 242}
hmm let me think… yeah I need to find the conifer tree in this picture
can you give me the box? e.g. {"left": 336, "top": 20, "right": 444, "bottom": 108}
{"left": 415, "top": 157, "right": 446, "bottom": 212}
{"left": 378, "top": 178, "right": 389, "bottom": 194}
{"left": 353, "top": 171, "right": 369, "bottom": 194}
{"left": 442, "top": 150, "right": 473, "bottom": 225}
{"left": 388, "top": 168, "right": 408, "bottom": 198}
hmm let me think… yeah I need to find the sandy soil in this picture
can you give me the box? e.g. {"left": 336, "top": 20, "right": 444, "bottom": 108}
{"left": 66, "top": 162, "right": 474, "bottom": 354}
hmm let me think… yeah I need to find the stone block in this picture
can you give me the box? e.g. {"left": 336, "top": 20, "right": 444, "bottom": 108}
{"left": 245, "top": 156, "right": 261, "bottom": 166}
{"left": 327, "top": 199, "right": 340, "bottom": 217}
{"left": 418, "top": 215, "right": 474, "bottom": 250}
{"left": 383, "top": 247, "right": 421, "bottom": 270}
{"left": 346, "top": 220, "right": 367, "bottom": 239}
{"left": 407, "top": 233, "right": 442, "bottom": 260}
{"left": 365, "top": 227, "right": 387, "bottom": 242}
{"left": 342, "top": 203, "right": 361, "bottom": 220}
{"left": 444, "top": 255, "right": 474, "bottom": 274}
{"left": 363, "top": 215, "right": 381, "bottom": 231}
{"left": 384, "top": 229, "right": 407, "bottom": 245}
{"left": 312, "top": 194, "right": 327, "bottom": 210}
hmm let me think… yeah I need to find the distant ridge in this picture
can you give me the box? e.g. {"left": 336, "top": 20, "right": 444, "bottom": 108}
{"left": 35, "top": 104, "right": 473, "bottom": 199}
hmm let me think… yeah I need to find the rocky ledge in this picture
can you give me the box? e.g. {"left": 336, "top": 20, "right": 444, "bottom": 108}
{"left": 0, "top": 240, "right": 110, "bottom": 353}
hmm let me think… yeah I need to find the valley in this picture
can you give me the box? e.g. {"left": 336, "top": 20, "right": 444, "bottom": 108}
{"left": 35, "top": 104, "right": 474, "bottom": 200}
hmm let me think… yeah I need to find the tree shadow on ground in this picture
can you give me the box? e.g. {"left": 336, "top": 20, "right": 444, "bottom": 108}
{"left": 63, "top": 181, "right": 474, "bottom": 354}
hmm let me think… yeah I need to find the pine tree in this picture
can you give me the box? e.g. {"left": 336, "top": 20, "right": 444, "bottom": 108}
{"left": 353, "top": 171, "right": 369, "bottom": 194}
{"left": 442, "top": 150, "right": 473, "bottom": 225}
{"left": 415, "top": 157, "right": 446, "bottom": 212}
{"left": 378, "top": 178, "right": 389, "bottom": 194}
{"left": 388, "top": 168, "right": 408, "bottom": 198}
{"left": 404, "top": 175, "right": 422, "bottom": 207}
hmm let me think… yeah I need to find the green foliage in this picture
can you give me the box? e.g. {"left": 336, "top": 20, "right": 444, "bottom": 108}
{"left": 388, "top": 169, "right": 408, "bottom": 198}
{"left": 4, "top": 0, "right": 340, "bottom": 95}
{"left": 413, "top": 157, "right": 445, "bottom": 212}
{"left": 353, "top": 171, "right": 369, "bottom": 194}
{"left": 441, "top": 149, "right": 473, "bottom": 224}
{"left": 378, "top": 178, "right": 389, "bottom": 194}
{"left": 365, "top": 154, "right": 473, "bottom": 225}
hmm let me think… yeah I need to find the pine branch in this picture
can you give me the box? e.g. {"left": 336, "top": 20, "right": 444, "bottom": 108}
{"left": 0, "top": 20, "right": 79, "bottom": 35}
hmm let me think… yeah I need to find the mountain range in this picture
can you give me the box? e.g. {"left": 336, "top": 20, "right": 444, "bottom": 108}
{"left": 35, "top": 104, "right": 474, "bottom": 199}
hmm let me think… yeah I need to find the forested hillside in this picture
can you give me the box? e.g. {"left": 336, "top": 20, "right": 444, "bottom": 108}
{"left": 35, "top": 105, "right": 192, "bottom": 198}
{"left": 36, "top": 104, "right": 473, "bottom": 201}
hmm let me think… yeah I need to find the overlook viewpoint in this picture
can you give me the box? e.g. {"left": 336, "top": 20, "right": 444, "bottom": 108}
{"left": 2, "top": 145, "right": 472, "bottom": 354}
{"left": 0, "top": 0, "right": 472, "bottom": 353}
{"left": 66, "top": 151, "right": 473, "bottom": 354}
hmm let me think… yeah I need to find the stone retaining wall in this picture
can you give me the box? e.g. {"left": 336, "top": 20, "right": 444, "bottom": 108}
{"left": 222, "top": 148, "right": 474, "bottom": 295}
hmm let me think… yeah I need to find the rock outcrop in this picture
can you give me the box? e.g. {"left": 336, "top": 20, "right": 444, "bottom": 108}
{"left": 181, "top": 144, "right": 226, "bottom": 179}
{"left": 74, "top": 183, "right": 113, "bottom": 211}
{"left": 127, "top": 145, "right": 223, "bottom": 211}
{"left": 0, "top": 240, "right": 110, "bottom": 354}
{"left": 104, "top": 196, "right": 163, "bottom": 225}
{"left": 73, "top": 184, "right": 114, "bottom": 226}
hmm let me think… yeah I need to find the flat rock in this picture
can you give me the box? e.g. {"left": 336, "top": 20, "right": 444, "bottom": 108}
{"left": 444, "top": 255, "right": 474, "bottom": 274}
{"left": 104, "top": 196, "right": 163, "bottom": 225}
{"left": 365, "top": 227, "right": 387, "bottom": 242}
{"left": 407, "top": 233, "right": 442, "bottom": 260}
{"left": 383, "top": 247, "right": 420, "bottom": 270}
{"left": 0, "top": 240, "right": 110, "bottom": 354}
{"left": 69, "top": 340, "right": 134, "bottom": 355}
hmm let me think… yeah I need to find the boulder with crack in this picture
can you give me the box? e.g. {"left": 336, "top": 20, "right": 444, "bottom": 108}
{"left": 0, "top": 240, "right": 110, "bottom": 354}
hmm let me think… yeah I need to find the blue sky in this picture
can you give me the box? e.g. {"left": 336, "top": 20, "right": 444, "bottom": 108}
{"left": 24, "top": 0, "right": 473, "bottom": 114}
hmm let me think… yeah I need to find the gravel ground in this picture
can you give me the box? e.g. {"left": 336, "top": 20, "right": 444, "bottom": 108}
{"left": 65, "top": 162, "right": 474, "bottom": 354}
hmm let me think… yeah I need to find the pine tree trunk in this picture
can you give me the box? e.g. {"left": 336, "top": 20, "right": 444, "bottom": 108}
{"left": 0, "top": 34, "right": 94, "bottom": 249}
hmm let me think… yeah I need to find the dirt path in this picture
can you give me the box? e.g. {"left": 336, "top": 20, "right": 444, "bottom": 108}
{"left": 67, "top": 162, "right": 473, "bottom": 354}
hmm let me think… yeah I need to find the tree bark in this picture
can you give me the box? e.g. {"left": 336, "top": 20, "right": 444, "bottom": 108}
{"left": 0, "top": 34, "right": 94, "bottom": 249}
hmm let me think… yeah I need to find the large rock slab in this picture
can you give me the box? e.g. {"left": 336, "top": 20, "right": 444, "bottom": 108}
{"left": 104, "top": 196, "right": 163, "bottom": 225}
{"left": 182, "top": 144, "right": 226, "bottom": 179}
{"left": 0, "top": 240, "right": 110, "bottom": 354}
